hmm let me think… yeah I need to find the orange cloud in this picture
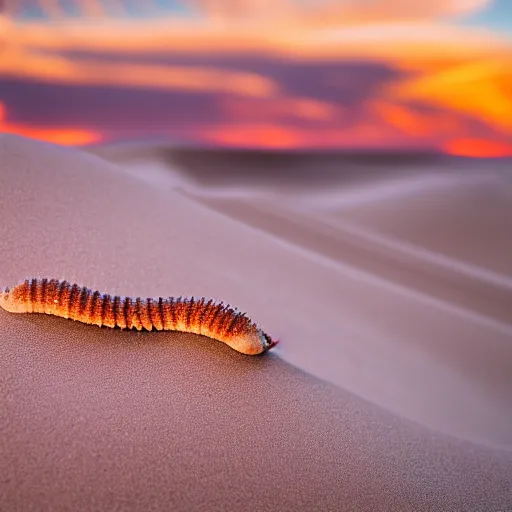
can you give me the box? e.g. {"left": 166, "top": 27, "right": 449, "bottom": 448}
{"left": 370, "top": 100, "right": 464, "bottom": 138}
{"left": 0, "top": 102, "right": 101, "bottom": 146}
{"left": 201, "top": 124, "right": 304, "bottom": 149}
{"left": 0, "top": 48, "right": 278, "bottom": 98}
{"left": 292, "top": 23, "right": 511, "bottom": 62}
{"left": 3, "top": 13, "right": 509, "bottom": 60}
{"left": 198, "top": 120, "right": 427, "bottom": 150}
{"left": 371, "top": 101, "right": 432, "bottom": 137}
{"left": 388, "top": 59, "right": 512, "bottom": 133}
{"left": 9, "top": 128, "right": 101, "bottom": 146}
{"left": 444, "top": 138, "right": 512, "bottom": 157}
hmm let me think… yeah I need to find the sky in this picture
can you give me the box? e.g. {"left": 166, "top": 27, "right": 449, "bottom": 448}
{"left": 0, "top": 0, "right": 511, "bottom": 156}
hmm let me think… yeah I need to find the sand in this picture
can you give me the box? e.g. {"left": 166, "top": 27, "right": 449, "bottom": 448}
{"left": 93, "top": 142, "right": 512, "bottom": 448}
{"left": 1, "top": 134, "right": 511, "bottom": 511}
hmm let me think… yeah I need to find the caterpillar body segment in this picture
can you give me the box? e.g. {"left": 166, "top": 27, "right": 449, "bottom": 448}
{"left": 0, "top": 278, "right": 277, "bottom": 356}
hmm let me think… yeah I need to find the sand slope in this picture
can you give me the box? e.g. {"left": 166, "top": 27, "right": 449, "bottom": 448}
{"left": 1, "top": 135, "right": 511, "bottom": 511}
{"left": 92, "top": 140, "right": 512, "bottom": 449}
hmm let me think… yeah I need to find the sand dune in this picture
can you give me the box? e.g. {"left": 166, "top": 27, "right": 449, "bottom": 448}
{"left": 1, "top": 135, "right": 512, "bottom": 511}
{"left": 91, "top": 139, "right": 512, "bottom": 448}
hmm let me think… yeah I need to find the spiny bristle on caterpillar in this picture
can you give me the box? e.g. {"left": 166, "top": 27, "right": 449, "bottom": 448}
{"left": 0, "top": 278, "right": 278, "bottom": 356}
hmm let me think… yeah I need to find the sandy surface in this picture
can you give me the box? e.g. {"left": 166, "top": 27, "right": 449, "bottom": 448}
{"left": 1, "top": 134, "right": 512, "bottom": 511}
{"left": 93, "top": 142, "right": 512, "bottom": 448}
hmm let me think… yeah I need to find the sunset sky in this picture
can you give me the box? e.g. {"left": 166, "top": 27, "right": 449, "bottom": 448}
{"left": 0, "top": 0, "right": 511, "bottom": 156}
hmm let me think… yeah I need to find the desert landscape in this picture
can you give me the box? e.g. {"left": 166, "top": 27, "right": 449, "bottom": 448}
{"left": 1, "top": 133, "right": 511, "bottom": 511}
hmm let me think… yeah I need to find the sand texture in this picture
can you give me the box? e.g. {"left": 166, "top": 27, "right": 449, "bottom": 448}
{"left": 1, "top": 134, "right": 511, "bottom": 511}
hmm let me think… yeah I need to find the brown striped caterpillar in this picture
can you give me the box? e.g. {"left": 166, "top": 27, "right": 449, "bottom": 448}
{"left": 0, "top": 278, "right": 277, "bottom": 355}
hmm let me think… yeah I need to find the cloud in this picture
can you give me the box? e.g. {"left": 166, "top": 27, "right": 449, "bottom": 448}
{"left": 1, "top": 1, "right": 510, "bottom": 156}
{"left": 1, "top": 45, "right": 509, "bottom": 155}
{"left": 0, "top": 101, "right": 101, "bottom": 146}
{"left": 0, "top": 47, "right": 278, "bottom": 98}
{"left": 8, "top": 0, "right": 492, "bottom": 22}
{"left": 444, "top": 138, "right": 512, "bottom": 157}
{"left": 0, "top": 79, "right": 226, "bottom": 130}
{"left": 179, "top": 0, "right": 492, "bottom": 22}
{"left": 0, "top": 59, "right": 400, "bottom": 130}
{"left": 386, "top": 58, "right": 512, "bottom": 133}
{"left": 2, "top": 60, "right": 504, "bottom": 154}
{"left": 196, "top": 119, "right": 436, "bottom": 151}
{"left": 300, "top": 0, "right": 493, "bottom": 25}
{"left": 221, "top": 97, "right": 339, "bottom": 123}
{"left": 3, "top": 6, "right": 510, "bottom": 59}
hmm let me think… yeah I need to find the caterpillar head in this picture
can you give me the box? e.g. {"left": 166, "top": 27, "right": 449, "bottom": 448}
{"left": 261, "top": 331, "right": 279, "bottom": 351}
{"left": 221, "top": 327, "right": 277, "bottom": 355}
{"left": 246, "top": 328, "right": 279, "bottom": 355}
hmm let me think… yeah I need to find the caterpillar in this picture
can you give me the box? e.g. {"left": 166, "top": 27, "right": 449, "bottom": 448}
{"left": 0, "top": 278, "right": 277, "bottom": 355}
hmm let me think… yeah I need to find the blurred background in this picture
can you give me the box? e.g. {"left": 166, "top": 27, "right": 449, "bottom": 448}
{"left": 0, "top": 0, "right": 511, "bottom": 156}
